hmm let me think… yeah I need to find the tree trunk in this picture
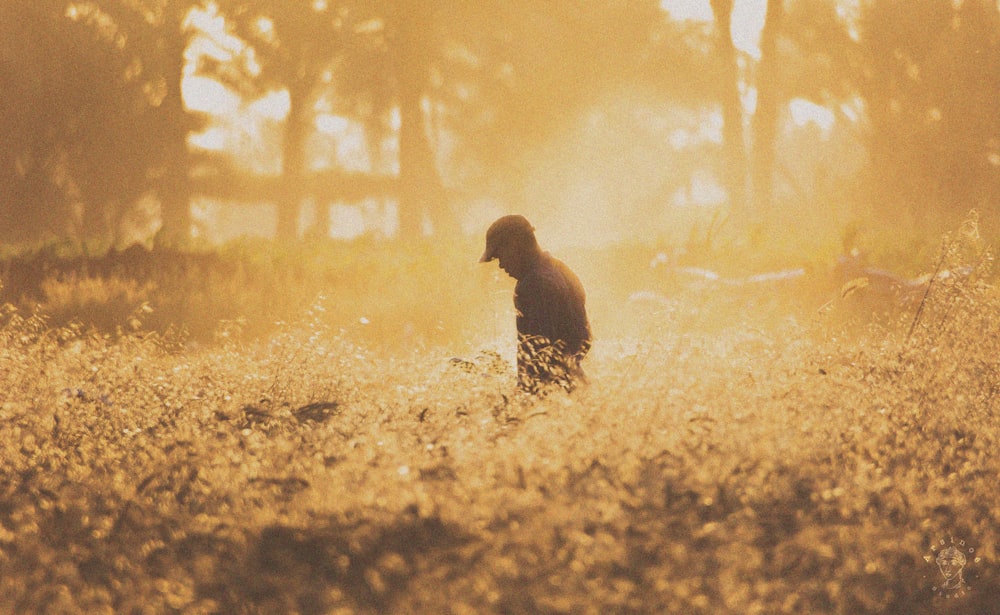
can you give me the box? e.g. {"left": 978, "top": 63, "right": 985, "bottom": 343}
{"left": 157, "top": 22, "right": 192, "bottom": 247}
{"left": 397, "top": 79, "right": 426, "bottom": 237}
{"left": 364, "top": 112, "right": 391, "bottom": 237}
{"left": 751, "top": 0, "right": 784, "bottom": 220}
{"left": 277, "top": 83, "right": 309, "bottom": 241}
{"left": 392, "top": 2, "right": 448, "bottom": 239}
{"left": 312, "top": 203, "right": 331, "bottom": 238}
{"left": 710, "top": 0, "right": 748, "bottom": 216}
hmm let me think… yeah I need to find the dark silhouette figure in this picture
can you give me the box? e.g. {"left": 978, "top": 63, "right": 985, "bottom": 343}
{"left": 479, "top": 215, "right": 591, "bottom": 393}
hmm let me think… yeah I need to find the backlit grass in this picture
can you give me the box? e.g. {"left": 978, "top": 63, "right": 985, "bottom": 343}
{"left": 1, "top": 225, "right": 998, "bottom": 614}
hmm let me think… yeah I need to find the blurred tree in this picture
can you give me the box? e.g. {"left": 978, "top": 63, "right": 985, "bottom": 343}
{"left": 216, "top": 0, "right": 351, "bottom": 241}
{"left": 150, "top": 1, "right": 203, "bottom": 246}
{"left": 97, "top": 0, "right": 204, "bottom": 246}
{"left": 859, "top": 0, "right": 1000, "bottom": 227}
{"left": 718, "top": 0, "right": 860, "bottom": 224}
{"left": 215, "top": 0, "right": 459, "bottom": 240}
{"left": 750, "top": 0, "right": 783, "bottom": 218}
{"left": 706, "top": 0, "right": 999, "bottom": 233}
{"left": 211, "top": 2, "right": 711, "bottom": 239}
{"left": 328, "top": 6, "right": 396, "bottom": 233}
{"left": 428, "top": 0, "right": 671, "bottom": 209}
{"left": 0, "top": 0, "right": 77, "bottom": 241}
{"left": 771, "top": 0, "right": 865, "bottom": 224}
{"left": 781, "top": 0, "right": 861, "bottom": 104}
{"left": 0, "top": 0, "right": 203, "bottom": 247}
{"left": 709, "top": 0, "right": 748, "bottom": 216}
{"left": 383, "top": 0, "right": 451, "bottom": 238}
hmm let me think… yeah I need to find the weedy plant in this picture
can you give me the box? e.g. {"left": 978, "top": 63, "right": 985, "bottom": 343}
{"left": 0, "top": 217, "right": 998, "bottom": 614}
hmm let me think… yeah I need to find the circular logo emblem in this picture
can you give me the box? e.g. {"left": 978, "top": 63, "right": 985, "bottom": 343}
{"left": 925, "top": 536, "right": 981, "bottom": 599}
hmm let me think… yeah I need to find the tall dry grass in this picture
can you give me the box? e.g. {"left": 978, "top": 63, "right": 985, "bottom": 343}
{"left": 0, "top": 219, "right": 998, "bottom": 613}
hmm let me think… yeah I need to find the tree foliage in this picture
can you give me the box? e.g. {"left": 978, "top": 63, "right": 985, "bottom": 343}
{"left": 2, "top": 0, "right": 999, "bottom": 245}
{"left": 859, "top": 0, "right": 1000, "bottom": 227}
{"left": 0, "top": 0, "right": 202, "bottom": 246}
{"left": 213, "top": 0, "right": 356, "bottom": 239}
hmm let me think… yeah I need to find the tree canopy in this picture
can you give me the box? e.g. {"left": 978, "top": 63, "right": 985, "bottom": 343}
{"left": 1, "top": 0, "right": 997, "bottom": 246}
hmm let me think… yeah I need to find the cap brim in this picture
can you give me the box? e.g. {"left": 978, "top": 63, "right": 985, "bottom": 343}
{"left": 479, "top": 247, "right": 495, "bottom": 263}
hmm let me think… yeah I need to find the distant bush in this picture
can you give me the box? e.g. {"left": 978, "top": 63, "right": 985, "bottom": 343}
{"left": 0, "top": 238, "right": 498, "bottom": 349}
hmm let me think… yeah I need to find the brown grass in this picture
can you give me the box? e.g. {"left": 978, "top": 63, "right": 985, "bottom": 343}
{"left": 0, "top": 222, "right": 998, "bottom": 614}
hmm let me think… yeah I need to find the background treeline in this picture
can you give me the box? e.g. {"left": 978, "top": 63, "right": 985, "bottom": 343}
{"left": 1, "top": 0, "right": 998, "bottom": 249}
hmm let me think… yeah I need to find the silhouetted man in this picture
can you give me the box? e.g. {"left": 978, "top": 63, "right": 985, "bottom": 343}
{"left": 479, "top": 215, "right": 591, "bottom": 393}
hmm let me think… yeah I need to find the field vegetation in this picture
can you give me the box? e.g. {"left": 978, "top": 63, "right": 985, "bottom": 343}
{"left": 1, "top": 220, "right": 999, "bottom": 614}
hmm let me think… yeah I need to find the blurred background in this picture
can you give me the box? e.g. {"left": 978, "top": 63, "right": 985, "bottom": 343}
{"left": 0, "top": 0, "right": 998, "bottom": 346}
{"left": 2, "top": 0, "right": 997, "bottom": 250}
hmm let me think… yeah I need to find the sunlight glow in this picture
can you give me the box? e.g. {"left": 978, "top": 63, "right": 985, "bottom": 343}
{"left": 388, "top": 108, "right": 402, "bottom": 132}
{"left": 315, "top": 113, "right": 350, "bottom": 135}
{"left": 255, "top": 17, "right": 275, "bottom": 40}
{"left": 669, "top": 128, "right": 692, "bottom": 150}
{"left": 660, "top": 0, "right": 713, "bottom": 21}
{"left": 188, "top": 126, "right": 228, "bottom": 151}
{"left": 185, "top": 4, "right": 244, "bottom": 64}
{"left": 837, "top": 0, "right": 862, "bottom": 41}
{"left": 328, "top": 204, "right": 367, "bottom": 239}
{"left": 670, "top": 172, "right": 727, "bottom": 207}
{"left": 313, "top": 114, "right": 371, "bottom": 172}
{"left": 248, "top": 90, "right": 290, "bottom": 121}
{"left": 183, "top": 75, "right": 240, "bottom": 114}
{"left": 839, "top": 97, "right": 864, "bottom": 123}
{"left": 669, "top": 111, "right": 723, "bottom": 149}
{"left": 661, "top": 0, "right": 767, "bottom": 58}
{"left": 742, "top": 86, "right": 757, "bottom": 115}
{"left": 789, "top": 98, "right": 835, "bottom": 134}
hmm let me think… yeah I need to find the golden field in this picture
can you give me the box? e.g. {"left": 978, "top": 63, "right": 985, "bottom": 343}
{"left": 1, "top": 225, "right": 998, "bottom": 614}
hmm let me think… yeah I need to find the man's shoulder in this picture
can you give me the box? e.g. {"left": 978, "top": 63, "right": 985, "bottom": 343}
{"left": 520, "top": 253, "right": 573, "bottom": 290}
{"left": 518, "top": 252, "right": 562, "bottom": 287}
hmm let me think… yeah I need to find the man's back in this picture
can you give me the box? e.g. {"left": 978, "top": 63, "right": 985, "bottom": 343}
{"left": 515, "top": 252, "right": 590, "bottom": 356}
{"left": 514, "top": 252, "right": 591, "bottom": 392}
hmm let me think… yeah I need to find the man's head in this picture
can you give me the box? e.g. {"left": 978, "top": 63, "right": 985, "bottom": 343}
{"left": 479, "top": 215, "right": 540, "bottom": 279}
